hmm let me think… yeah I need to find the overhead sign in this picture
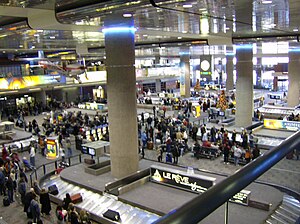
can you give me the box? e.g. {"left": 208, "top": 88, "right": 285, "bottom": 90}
{"left": 229, "top": 190, "right": 251, "bottom": 206}
{"left": 0, "top": 75, "right": 65, "bottom": 90}
{"left": 264, "top": 119, "right": 300, "bottom": 131}
{"left": 150, "top": 165, "right": 215, "bottom": 194}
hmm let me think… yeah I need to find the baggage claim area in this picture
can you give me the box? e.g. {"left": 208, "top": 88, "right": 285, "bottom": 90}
{"left": 0, "top": 1, "right": 300, "bottom": 224}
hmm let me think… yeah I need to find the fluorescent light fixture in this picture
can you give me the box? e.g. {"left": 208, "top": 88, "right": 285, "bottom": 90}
{"left": 49, "top": 36, "right": 55, "bottom": 39}
{"left": 37, "top": 30, "right": 43, "bottom": 32}
{"left": 123, "top": 13, "right": 132, "bottom": 18}
{"left": 0, "top": 34, "right": 7, "bottom": 38}
{"left": 102, "top": 27, "right": 136, "bottom": 33}
{"left": 183, "top": 4, "right": 192, "bottom": 8}
{"left": 29, "top": 88, "right": 41, "bottom": 91}
{"left": 19, "top": 45, "right": 23, "bottom": 47}
{"left": 143, "top": 34, "right": 148, "bottom": 37}
{"left": 34, "top": 34, "right": 39, "bottom": 37}
{"left": 178, "top": 37, "right": 182, "bottom": 39}
{"left": 293, "top": 28, "right": 299, "bottom": 32}
{"left": 262, "top": 0, "right": 272, "bottom": 4}
{"left": 182, "top": 30, "right": 188, "bottom": 33}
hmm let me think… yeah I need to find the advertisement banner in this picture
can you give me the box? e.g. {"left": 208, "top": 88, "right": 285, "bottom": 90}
{"left": 0, "top": 75, "right": 65, "bottom": 90}
{"left": 150, "top": 165, "right": 215, "bottom": 194}
{"left": 264, "top": 119, "right": 300, "bottom": 131}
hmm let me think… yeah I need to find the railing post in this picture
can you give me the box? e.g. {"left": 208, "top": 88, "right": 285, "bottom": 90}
{"left": 43, "top": 164, "right": 46, "bottom": 175}
{"left": 30, "top": 175, "right": 33, "bottom": 188}
{"left": 224, "top": 201, "right": 229, "bottom": 224}
{"left": 79, "top": 154, "right": 82, "bottom": 163}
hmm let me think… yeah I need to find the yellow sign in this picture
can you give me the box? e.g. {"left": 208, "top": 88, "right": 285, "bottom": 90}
{"left": 195, "top": 106, "right": 201, "bottom": 118}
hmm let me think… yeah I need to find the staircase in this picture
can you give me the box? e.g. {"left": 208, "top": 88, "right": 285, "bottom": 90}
{"left": 265, "top": 194, "right": 300, "bottom": 224}
{"left": 41, "top": 175, "right": 160, "bottom": 224}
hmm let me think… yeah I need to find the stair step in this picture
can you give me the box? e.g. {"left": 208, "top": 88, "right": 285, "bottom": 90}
{"left": 275, "top": 210, "right": 297, "bottom": 223}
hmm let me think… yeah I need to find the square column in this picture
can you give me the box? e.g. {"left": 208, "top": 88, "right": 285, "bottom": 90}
{"left": 104, "top": 15, "right": 139, "bottom": 178}
{"left": 287, "top": 50, "right": 300, "bottom": 107}
{"left": 235, "top": 46, "right": 253, "bottom": 127}
{"left": 180, "top": 53, "right": 191, "bottom": 98}
{"left": 225, "top": 54, "right": 234, "bottom": 91}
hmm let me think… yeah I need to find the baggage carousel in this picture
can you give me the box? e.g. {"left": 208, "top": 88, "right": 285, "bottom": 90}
{"left": 41, "top": 175, "right": 160, "bottom": 224}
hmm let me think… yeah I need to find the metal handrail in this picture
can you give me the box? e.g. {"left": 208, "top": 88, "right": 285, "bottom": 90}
{"left": 153, "top": 131, "right": 300, "bottom": 224}
{"left": 29, "top": 154, "right": 82, "bottom": 187}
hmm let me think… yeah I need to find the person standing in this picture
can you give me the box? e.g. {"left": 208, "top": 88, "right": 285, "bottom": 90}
{"left": 0, "top": 167, "right": 5, "bottom": 195}
{"left": 6, "top": 173, "right": 14, "bottom": 203}
{"left": 231, "top": 129, "right": 236, "bottom": 144}
{"left": 233, "top": 144, "right": 242, "bottom": 166}
{"left": 223, "top": 143, "right": 230, "bottom": 164}
{"left": 30, "top": 194, "right": 41, "bottom": 223}
{"left": 66, "top": 138, "right": 72, "bottom": 158}
{"left": 252, "top": 145, "right": 260, "bottom": 160}
{"left": 40, "top": 188, "right": 51, "bottom": 216}
{"left": 29, "top": 144, "right": 36, "bottom": 168}
{"left": 18, "top": 177, "right": 26, "bottom": 205}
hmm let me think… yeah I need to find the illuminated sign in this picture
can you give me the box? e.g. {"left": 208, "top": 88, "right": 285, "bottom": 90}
{"left": 229, "top": 190, "right": 251, "bottom": 206}
{"left": 200, "top": 56, "right": 212, "bottom": 76}
{"left": 264, "top": 119, "right": 300, "bottom": 131}
{"left": 0, "top": 75, "right": 65, "bottom": 90}
{"left": 150, "top": 165, "right": 215, "bottom": 194}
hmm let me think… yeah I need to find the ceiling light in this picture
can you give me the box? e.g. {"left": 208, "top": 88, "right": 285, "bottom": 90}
{"left": 34, "top": 34, "right": 39, "bottom": 37}
{"left": 183, "top": 4, "right": 192, "bottom": 8}
{"left": 143, "top": 34, "right": 148, "bottom": 37}
{"left": 199, "top": 8, "right": 206, "bottom": 11}
{"left": 293, "top": 28, "right": 299, "bottom": 32}
{"left": 226, "top": 27, "right": 230, "bottom": 30}
{"left": 19, "top": 45, "right": 23, "bottom": 47}
{"left": 261, "top": 0, "right": 272, "bottom": 4}
{"left": 37, "top": 30, "right": 43, "bottom": 32}
{"left": 2, "top": 51, "right": 5, "bottom": 53}
{"left": 123, "top": 13, "right": 132, "bottom": 18}
{"left": 182, "top": 31, "right": 188, "bottom": 33}
{"left": 49, "top": 36, "right": 55, "bottom": 39}
{"left": 0, "top": 34, "right": 7, "bottom": 38}
{"left": 31, "top": 46, "right": 35, "bottom": 49}
{"left": 178, "top": 37, "right": 182, "bottom": 39}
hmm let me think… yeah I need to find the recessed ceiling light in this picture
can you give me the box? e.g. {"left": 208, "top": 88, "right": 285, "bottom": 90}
{"left": 293, "top": 28, "right": 299, "bottom": 32}
{"left": 123, "top": 13, "right": 132, "bottom": 18}
{"left": 183, "top": 4, "right": 192, "bottom": 8}
{"left": 178, "top": 37, "right": 182, "bottom": 39}
{"left": 262, "top": 0, "right": 272, "bottom": 4}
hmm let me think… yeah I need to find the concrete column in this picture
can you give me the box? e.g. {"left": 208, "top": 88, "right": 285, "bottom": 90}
{"left": 235, "top": 46, "right": 253, "bottom": 127}
{"left": 35, "top": 90, "right": 46, "bottom": 107}
{"left": 104, "top": 14, "right": 139, "bottom": 178}
{"left": 155, "top": 79, "right": 161, "bottom": 92}
{"left": 225, "top": 54, "right": 234, "bottom": 91}
{"left": 180, "top": 53, "right": 191, "bottom": 98}
{"left": 288, "top": 50, "right": 300, "bottom": 107}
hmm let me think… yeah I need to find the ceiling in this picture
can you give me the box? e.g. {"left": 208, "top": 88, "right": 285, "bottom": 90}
{"left": 0, "top": 0, "right": 299, "bottom": 60}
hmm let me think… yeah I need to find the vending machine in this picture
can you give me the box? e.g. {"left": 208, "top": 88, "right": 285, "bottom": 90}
{"left": 46, "top": 136, "right": 60, "bottom": 159}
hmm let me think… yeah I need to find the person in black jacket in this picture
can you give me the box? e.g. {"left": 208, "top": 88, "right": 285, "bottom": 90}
{"left": 6, "top": 173, "right": 14, "bottom": 203}
{"left": 63, "top": 193, "right": 72, "bottom": 210}
{"left": 24, "top": 188, "right": 36, "bottom": 218}
{"left": 40, "top": 188, "right": 51, "bottom": 216}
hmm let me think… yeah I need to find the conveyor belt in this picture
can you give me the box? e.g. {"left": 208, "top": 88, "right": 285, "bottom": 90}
{"left": 41, "top": 175, "right": 160, "bottom": 224}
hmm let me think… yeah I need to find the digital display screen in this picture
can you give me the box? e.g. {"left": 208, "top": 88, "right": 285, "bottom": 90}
{"left": 89, "top": 148, "right": 95, "bottom": 156}
{"left": 81, "top": 146, "right": 88, "bottom": 154}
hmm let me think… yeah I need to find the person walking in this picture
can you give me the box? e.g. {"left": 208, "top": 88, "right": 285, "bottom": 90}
{"left": 233, "top": 144, "right": 242, "bottom": 166}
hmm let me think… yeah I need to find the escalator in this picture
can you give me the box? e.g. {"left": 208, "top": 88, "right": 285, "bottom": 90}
{"left": 41, "top": 175, "right": 160, "bottom": 224}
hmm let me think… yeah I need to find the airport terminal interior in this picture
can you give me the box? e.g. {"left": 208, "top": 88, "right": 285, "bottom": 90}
{"left": 0, "top": 0, "right": 300, "bottom": 224}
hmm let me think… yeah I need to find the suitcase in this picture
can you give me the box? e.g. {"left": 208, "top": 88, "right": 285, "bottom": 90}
{"left": 70, "top": 193, "right": 83, "bottom": 204}
{"left": 147, "top": 141, "right": 154, "bottom": 150}
{"left": 48, "top": 184, "right": 59, "bottom": 195}
{"left": 3, "top": 196, "right": 10, "bottom": 206}
{"left": 103, "top": 209, "right": 120, "bottom": 222}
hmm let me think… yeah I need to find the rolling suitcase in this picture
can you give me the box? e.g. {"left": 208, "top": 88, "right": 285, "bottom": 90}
{"left": 3, "top": 196, "right": 10, "bottom": 206}
{"left": 48, "top": 184, "right": 59, "bottom": 195}
{"left": 70, "top": 193, "right": 83, "bottom": 204}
